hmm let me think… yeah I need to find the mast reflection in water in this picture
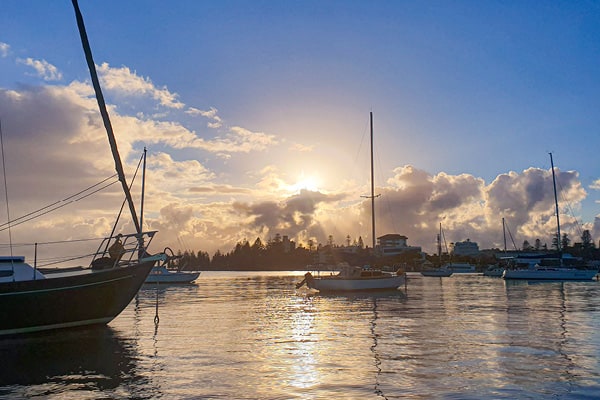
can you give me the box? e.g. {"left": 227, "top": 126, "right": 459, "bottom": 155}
{"left": 2, "top": 272, "right": 600, "bottom": 399}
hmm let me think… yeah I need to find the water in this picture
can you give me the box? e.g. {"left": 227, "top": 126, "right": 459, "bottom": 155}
{"left": 2, "top": 272, "right": 600, "bottom": 399}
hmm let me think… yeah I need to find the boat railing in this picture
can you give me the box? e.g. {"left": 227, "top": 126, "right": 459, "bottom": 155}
{"left": 91, "top": 230, "right": 159, "bottom": 268}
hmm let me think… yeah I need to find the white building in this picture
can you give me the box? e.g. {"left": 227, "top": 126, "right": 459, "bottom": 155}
{"left": 451, "top": 239, "right": 479, "bottom": 257}
{"left": 377, "top": 234, "right": 422, "bottom": 256}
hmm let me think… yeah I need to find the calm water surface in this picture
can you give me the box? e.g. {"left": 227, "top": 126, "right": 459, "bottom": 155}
{"left": 2, "top": 272, "right": 600, "bottom": 399}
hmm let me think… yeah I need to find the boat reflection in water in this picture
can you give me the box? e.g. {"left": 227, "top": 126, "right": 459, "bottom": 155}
{"left": 0, "top": 326, "right": 160, "bottom": 399}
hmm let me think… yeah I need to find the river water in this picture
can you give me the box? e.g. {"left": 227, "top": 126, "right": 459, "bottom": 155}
{"left": 1, "top": 272, "right": 600, "bottom": 399}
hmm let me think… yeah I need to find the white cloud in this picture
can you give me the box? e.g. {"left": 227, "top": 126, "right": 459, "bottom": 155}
{"left": 17, "top": 57, "right": 62, "bottom": 81}
{"left": 97, "top": 63, "right": 184, "bottom": 109}
{"left": 186, "top": 106, "right": 223, "bottom": 128}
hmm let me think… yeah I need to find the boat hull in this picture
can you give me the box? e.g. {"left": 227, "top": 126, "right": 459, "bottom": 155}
{"left": 145, "top": 271, "right": 200, "bottom": 284}
{"left": 421, "top": 270, "right": 453, "bottom": 277}
{"left": 305, "top": 273, "right": 406, "bottom": 292}
{"left": 0, "top": 261, "right": 154, "bottom": 336}
{"left": 503, "top": 268, "right": 598, "bottom": 281}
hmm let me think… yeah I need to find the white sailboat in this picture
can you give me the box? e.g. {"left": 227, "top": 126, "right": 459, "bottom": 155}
{"left": 503, "top": 154, "right": 598, "bottom": 281}
{"left": 421, "top": 223, "right": 453, "bottom": 277}
{"left": 296, "top": 113, "right": 406, "bottom": 292}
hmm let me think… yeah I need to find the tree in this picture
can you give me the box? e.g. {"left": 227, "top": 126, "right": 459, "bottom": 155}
{"left": 561, "top": 233, "right": 570, "bottom": 250}
{"left": 551, "top": 234, "right": 560, "bottom": 251}
{"left": 581, "top": 230, "right": 593, "bottom": 249}
{"left": 358, "top": 236, "right": 364, "bottom": 249}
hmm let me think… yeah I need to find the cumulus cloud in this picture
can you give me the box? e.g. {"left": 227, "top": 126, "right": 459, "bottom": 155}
{"left": 97, "top": 63, "right": 184, "bottom": 109}
{"left": 17, "top": 57, "right": 63, "bottom": 81}
{"left": 232, "top": 189, "right": 345, "bottom": 241}
{"left": 1, "top": 63, "right": 596, "bottom": 258}
{"left": 186, "top": 106, "right": 223, "bottom": 128}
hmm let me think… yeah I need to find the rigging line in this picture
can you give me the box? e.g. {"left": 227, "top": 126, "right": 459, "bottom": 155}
{"left": 503, "top": 221, "right": 518, "bottom": 251}
{"left": 0, "top": 119, "right": 13, "bottom": 262}
{"left": 105, "top": 150, "right": 145, "bottom": 252}
{"left": 555, "top": 179, "right": 584, "bottom": 239}
{"left": 0, "top": 180, "right": 119, "bottom": 232}
{"left": 0, "top": 174, "right": 118, "bottom": 229}
{"left": 374, "top": 138, "right": 398, "bottom": 234}
{"left": 11, "top": 236, "right": 103, "bottom": 246}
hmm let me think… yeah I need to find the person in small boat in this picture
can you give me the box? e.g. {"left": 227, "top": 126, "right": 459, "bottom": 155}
{"left": 108, "top": 234, "right": 126, "bottom": 262}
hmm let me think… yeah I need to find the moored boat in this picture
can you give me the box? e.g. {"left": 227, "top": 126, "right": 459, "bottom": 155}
{"left": 441, "top": 262, "right": 476, "bottom": 273}
{"left": 295, "top": 112, "right": 406, "bottom": 292}
{"left": 0, "top": 1, "right": 168, "bottom": 336}
{"left": 503, "top": 154, "right": 599, "bottom": 281}
{"left": 421, "top": 269, "right": 453, "bottom": 277}
{"left": 298, "top": 264, "right": 406, "bottom": 292}
{"left": 145, "top": 265, "right": 200, "bottom": 284}
{"left": 483, "top": 264, "right": 504, "bottom": 277}
{"left": 502, "top": 266, "right": 597, "bottom": 281}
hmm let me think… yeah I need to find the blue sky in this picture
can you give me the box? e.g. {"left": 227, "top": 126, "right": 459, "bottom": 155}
{"left": 1, "top": 1, "right": 600, "bottom": 257}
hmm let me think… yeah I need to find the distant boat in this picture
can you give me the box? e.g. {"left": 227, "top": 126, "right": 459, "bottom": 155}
{"left": 421, "top": 223, "right": 453, "bottom": 277}
{"left": 145, "top": 265, "right": 200, "bottom": 284}
{"left": 503, "top": 154, "right": 598, "bottom": 281}
{"left": 421, "top": 269, "right": 453, "bottom": 277}
{"left": 296, "top": 113, "right": 406, "bottom": 292}
{"left": 441, "top": 262, "right": 476, "bottom": 273}
{"left": 483, "top": 264, "right": 504, "bottom": 277}
{"left": 0, "top": 1, "right": 169, "bottom": 336}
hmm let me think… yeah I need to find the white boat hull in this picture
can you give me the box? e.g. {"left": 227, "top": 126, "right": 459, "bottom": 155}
{"left": 145, "top": 266, "right": 200, "bottom": 284}
{"left": 302, "top": 271, "right": 406, "bottom": 292}
{"left": 503, "top": 268, "right": 597, "bottom": 281}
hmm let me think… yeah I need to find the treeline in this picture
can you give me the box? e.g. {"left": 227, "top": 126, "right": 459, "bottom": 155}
{"left": 174, "top": 229, "right": 600, "bottom": 271}
{"left": 174, "top": 236, "right": 421, "bottom": 271}
{"left": 174, "top": 237, "right": 313, "bottom": 271}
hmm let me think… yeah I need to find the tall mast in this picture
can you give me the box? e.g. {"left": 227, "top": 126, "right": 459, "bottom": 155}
{"left": 502, "top": 217, "right": 507, "bottom": 252}
{"left": 550, "top": 153, "right": 561, "bottom": 253}
{"left": 370, "top": 112, "right": 376, "bottom": 251}
{"left": 71, "top": 0, "right": 141, "bottom": 235}
{"left": 438, "top": 223, "right": 442, "bottom": 262}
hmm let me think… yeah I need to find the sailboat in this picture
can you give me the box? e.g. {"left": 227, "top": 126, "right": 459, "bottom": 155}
{"left": 421, "top": 223, "right": 453, "bottom": 277}
{"left": 296, "top": 113, "right": 406, "bottom": 292}
{"left": 503, "top": 154, "right": 598, "bottom": 281}
{"left": 0, "top": 0, "right": 169, "bottom": 336}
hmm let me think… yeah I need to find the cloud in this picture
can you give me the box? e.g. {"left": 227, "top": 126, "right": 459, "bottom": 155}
{"left": 17, "top": 57, "right": 63, "bottom": 81}
{"left": 97, "top": 63, "right": 184, "bottom": 109}
{"left": 1, "top": 66, "right": 596, "bottom": 258}
{"left": 0, "top": 42, "right": 9, "bottom": 57}
{"left": 186, "top": 106, "right": 223, "bottom": 128}
{"left": 290, "top": 142, "right": 314, "bottom": 152}
{"left": 232, "top": 189, "right": 344, "bottom": 242}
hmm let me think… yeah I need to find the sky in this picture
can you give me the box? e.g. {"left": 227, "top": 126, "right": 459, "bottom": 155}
{"left": 1, "top": 0, "right": 600, "bottom": 261}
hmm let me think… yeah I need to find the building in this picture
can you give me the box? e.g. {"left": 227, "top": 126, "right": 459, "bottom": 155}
{"left": 451, "top": 239, "right": 479, "bottom": 257}
{"left": 376, "top": 233, "right": 422, "bottom": 257}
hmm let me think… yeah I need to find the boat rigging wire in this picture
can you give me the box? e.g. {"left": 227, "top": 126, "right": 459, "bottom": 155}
{"left": 0, "top": 118, "right": 15, "bottom": 276}
{"left": 0, "top": 174, "right": 119, "bottom": 232}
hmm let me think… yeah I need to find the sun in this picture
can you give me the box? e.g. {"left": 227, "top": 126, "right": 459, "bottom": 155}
{"left": 288, "top": 173, "right": 322, "bottom": 193}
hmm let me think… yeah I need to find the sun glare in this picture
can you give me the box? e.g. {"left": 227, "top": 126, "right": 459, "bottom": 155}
{"left": 288, "top": 173, "right": 322, "bottom": 193}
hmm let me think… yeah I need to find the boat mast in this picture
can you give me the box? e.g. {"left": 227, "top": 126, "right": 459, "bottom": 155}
{"left": 71, "top": 0, "right": 141, "bottom": 235}
{"left": 502, "top": 217, "right": 507, "bottom": 252}
{"left": 362, "top": 112, "right": 381, "bottom": 254}
{"left": 140, "top": 147, "right": 147, "bottom": 231}
{"left": 370, "top": 112, "right": 376, "bottom": 251}
{"left": 438, "top": 223, "right": 442, "bottom": 263}
{"left": 549, "top": 152, "right": 561, "bottom": 253}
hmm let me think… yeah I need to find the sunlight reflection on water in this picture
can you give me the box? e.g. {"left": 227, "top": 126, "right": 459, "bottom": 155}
{"left": 2, "top": 272, "right": 600, "bottom": 399}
